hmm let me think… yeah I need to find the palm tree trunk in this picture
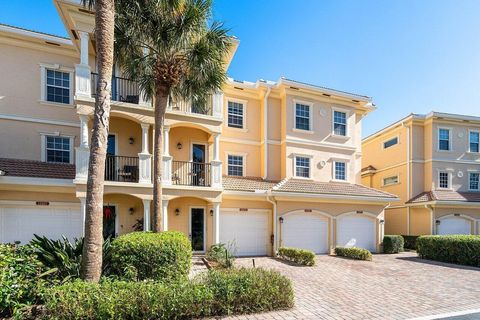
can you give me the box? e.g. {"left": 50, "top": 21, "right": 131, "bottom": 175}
{"left": 152, "top": 88, "right": 169, "bottom": 232}
{"left": 80, "top": 0, "right": 115, "bottom": 282}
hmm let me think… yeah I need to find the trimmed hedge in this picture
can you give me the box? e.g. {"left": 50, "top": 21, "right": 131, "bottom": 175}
{"left": 278, "top": 247, "right": 316, "bottom": 266}
{"left": 383, "top": 235, "right": 404, "bottom": 254}
{"left": 416, "top": 235, "right": 480, "bottom": 267}
{"left": 110, "top": 231, "right": 192, "bottom": 281}
{"left": 43, "top": 268, "right": 294, "bottom": 319}
{"left": 335, "top": 247, "right": 372, "bottom": 261}
{"left": 402, "top": 235, "right": 419, "bottom": 250}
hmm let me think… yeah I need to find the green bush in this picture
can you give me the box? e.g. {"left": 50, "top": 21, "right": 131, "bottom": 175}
{"left": 0, "top": 244, "right": 47, "bottom": 317}
{"left": 110, "top": 231, "right": 192, "bottom": 281}
{"left": 383, "top": 235, "right": 404, "bottom": 254}
{"left": 278, "top": 247, "right": 316, "bottom": 266}
{"left": 335, "top": 247, "right": 372, "bottom": 261}
{"left": 205, "top": 243, "right": 235, "bottom": 268}
{"left": 402, "top": 235, "right": 419, "bottom": 250}
{"left": 43, "top": 268, "right": 294, "bottom": 319}
{"left": 416, "top": 235, "right": 480, "bottom": 267}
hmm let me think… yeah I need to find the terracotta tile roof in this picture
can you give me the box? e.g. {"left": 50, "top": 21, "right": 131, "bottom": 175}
{"left": 407, "top": 190, "right": 480, "bottom": 204}
{"left": 222, "top": 176, "right": 278, "bottom": 192}
{"left": 361, "top": 165, "right": 377, "bottom": 173}
{"left": 274, "top": 179, "right": 398, "bottom": 199}
{"left": 0, "top": 158, "right": 75, "bottom": 180}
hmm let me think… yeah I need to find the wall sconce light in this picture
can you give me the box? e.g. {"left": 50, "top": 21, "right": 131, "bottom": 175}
{"left": 279, "top": 217, "right": 284, "bottom": 224}
{"left": 435, "top": 220, "right": 441, "bottom": 225}
{"left": 129, "top": 137, "right": 134, "bottom": 145}
{"left": 129, "top": 207, "right": 135, "bottom": 215}
{"left": 379, "top": 219, "right": 385, "bottom": 224}
{"left": 177, "top": 142, "right": 183, "bottom": 150}
{"left": 175, "top": 208, "right": 180, "bottom": 216}
{"left": 210, "top": 209, "right": 214, "bottom": 217}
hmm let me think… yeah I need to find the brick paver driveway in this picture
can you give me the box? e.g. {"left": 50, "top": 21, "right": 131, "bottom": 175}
{"left": 226, "top": 252, "right": 480, "bottom": 320}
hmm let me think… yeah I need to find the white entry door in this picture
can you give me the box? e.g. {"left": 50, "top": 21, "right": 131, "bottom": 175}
{"left": 0, "top": 205, "right": 82, "bottom": 244}
{"left": 219, "top": 209, "right": 270, "bottom": 256}
{"left": 336, "top": 214, "right": 376, "bottom": 252}
{"left": 281, "top": 212, "right": 328, "bottom": 254}
{"left": 437, "top": 217, "right": 471, "bottom": 235}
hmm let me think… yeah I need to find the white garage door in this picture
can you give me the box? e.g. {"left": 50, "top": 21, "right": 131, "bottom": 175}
{"left": 437, "top": 217, "right": 471, "bottom": 235}
{"left": 220, "top": 209, "right": 270, "bottom": 256}
{"left": 336, "top": 215, "right": 376, "bottom": 252}
{"left": 0, "top": 206, "right": 82, "bottom": 244}
{"left": 281, "top": 212, "right": 328, "bottom": 254}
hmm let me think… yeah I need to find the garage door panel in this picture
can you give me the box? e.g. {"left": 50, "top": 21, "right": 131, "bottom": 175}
{"left": 1, "top": 206, "right": 82, "bottom": 244}
{"left": 282, "top": 213, "right": 328, "bottom": 254}
{"left": 437, "top": 217, "right": 471, "bottom": 235}
{"left": 220, "top": 210, "right": 269, "bottom": 256}
{"left": 336, "top": 215, "right": 376, "bottom": 252}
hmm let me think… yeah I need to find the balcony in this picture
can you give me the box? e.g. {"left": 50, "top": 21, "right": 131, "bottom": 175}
{"left": 105, "top": 155, "right": 139, "bottom": 183}
{"left": 91, "top": 73, "right": 143, "bottom": 105}
{"left": 169, "top": 99, "right": 213, "bottom": 116}
{"left": 172, "top": 161, "right": 212, "bottom": 187}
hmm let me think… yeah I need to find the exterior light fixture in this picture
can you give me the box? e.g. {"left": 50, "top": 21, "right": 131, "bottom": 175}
{"left": 177, "top": 142, "right": 183, "bottom": 150}
{"left": 129, "top": 207, "right": 134, "bottom": 215}
{"left": 279, "top": 217, "right": 284, "bottom": 224}
{"left": 379, "top": 219, "right": 385, "bottom": 224}
{"left": 175, "top": 208, "right": 180, "bottom": 216}
{"left": 435, "top": 220, "right": 441, "bottom": 225}
{"left": 210, "top": 209, "right": 214, "bottom": 217}
{"left": 129, "top": 137, "right": 134, "bottom": 144}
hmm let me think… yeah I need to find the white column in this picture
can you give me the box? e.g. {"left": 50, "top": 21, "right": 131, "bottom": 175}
{"left": 142, "top": 199, "right": 151, "bottom": 231}
{"left": 163, "top": 126, "right": 170, "bottom": 155}
{"left": 79, "top": 197, "right": 86, "bottom": 237}
{"left": 75, "top": 115, "right": 90, "bottom": 181}
{"left": 162, "top": 126, "right": 172, "bottom": 185}
{"left": 212, "top": 133, "right": 220, "bottom": 161}
{"left": 161, "top": 200, "right": 169, "bottom": 231}
{"left": 210, "top": 132, "right": 222, "bottom": 188}
{"left": 79, "top": 115, "right": 89, "bottom": 148}
{"left": 212, "top": 202, "right": 220, "bottom": 244}
{"left": 141, "top": 123, "right": 149, "bottom": 154}
{"left": 75, "top": 31, "right": 92, "bottom": 98}
{"left": 212, "top": 91, "right": 223, "bottom": 118}
{"left": 138, "top": 123, "right": 152, "bottom": 184}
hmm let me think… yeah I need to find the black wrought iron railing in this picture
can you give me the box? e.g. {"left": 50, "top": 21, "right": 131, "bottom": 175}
{"left": 91, "top": 73, "right": 140, "bottom": 104}
{"left": 172, "top": 161, "right": 211, "bottom": 187}
{"left": 105, "top": 155, "right": 139, "bottom": 182}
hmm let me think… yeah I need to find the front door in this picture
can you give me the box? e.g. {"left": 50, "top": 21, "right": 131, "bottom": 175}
{"left": 105, "top": 134, "right": 116, "bottom": 181}
{"left": 192, "top": 144, "right": 206, "bottom": 186}
{"left": 103, "top": 205, "right": 116, "bottom": 239}
{"left": 190, "top": 208, "right": 205, "bottom": 251}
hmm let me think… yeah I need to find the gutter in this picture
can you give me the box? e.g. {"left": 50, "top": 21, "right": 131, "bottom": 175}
{"left": 265, "top": 190, "right": 278, "bottom": 254}
{"left": 262, "top": 87, "right": 272, "bottom": 180}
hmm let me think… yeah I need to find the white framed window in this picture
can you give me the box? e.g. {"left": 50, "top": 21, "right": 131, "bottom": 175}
{"left": 227, "top": 154, "right": 245, "bottom": 176}
{"left": 383, "top": 175, "right": 399, "bottom": 186}
{"left": 41, "top": 135, "right": 74, "bottom": 164}
{"left": 40, "top": 63, "right": 74, "bottom": 106}
{"left": 294, "top": 102, "right": 312, "bottom": 131}
{"left": 438, "top": 128, "right": 451, "bottom": 151}
{"left": 383, "top": 137, "right": 398, "bottom": 149}
{"left": 294, "top": 156, "right": 311, "bottom": 178}
{"left": 334, "top": 161, "right": 347, "bottom": 181}
{"left": 227, "top": 100, "right": 245, "bottom": 129}
{"left": 469, "top": 131, "right": 479, "bottom": 153}
{"left": 469, "top": 172, "right": 480, "bottom": 191}
{"left": 333, "top": 110, "right": 347, "bottom": 136}
{"left": 438, "top": 171, "right": 450, "bottom": 189}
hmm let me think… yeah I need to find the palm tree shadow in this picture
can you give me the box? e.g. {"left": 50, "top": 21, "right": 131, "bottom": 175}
{"left": 396, "top": 255, "right": 480, "bottom": 271}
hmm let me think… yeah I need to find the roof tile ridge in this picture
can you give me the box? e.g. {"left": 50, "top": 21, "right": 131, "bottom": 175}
{"left": 272, "top": 178, "right": 289, "bottom": 190}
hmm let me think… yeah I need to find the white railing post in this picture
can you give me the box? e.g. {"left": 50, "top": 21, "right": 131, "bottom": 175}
{"left": 142, "top": 199, "right": 151, "bottom": 231}
{"left": 210, "top": 133, "right": 222, "bottom": 188}
{"left": 138, "top": 123, "right": 152, "bottom": 184}
{"left": 162, "top": 126, "right": 172, "bottom": 185}
{"left": 75, "top": 31, "right": 91, "bottom": 99}
{"left": 79, "top": 197, "right": 86, "bottom": 237}
{"left": 212, "top": 91, "right": 223, "bottom": 118}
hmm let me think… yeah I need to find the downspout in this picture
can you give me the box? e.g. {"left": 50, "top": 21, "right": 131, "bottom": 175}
{"left": 402, "top": 121, "right": 411, "bottom": 235}
{"left": 266, "top": 190, "right": 277, "bottom": 255}
{"left": 425, "top": 204, "right": 434, "bottom": 234}
{"left": 262, "top": 87, "right": 272, "bottom": 180}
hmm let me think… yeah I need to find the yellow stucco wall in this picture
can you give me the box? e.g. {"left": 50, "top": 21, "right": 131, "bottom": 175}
{"left": 384, "top": 207, "right": 408, "bottom": 235}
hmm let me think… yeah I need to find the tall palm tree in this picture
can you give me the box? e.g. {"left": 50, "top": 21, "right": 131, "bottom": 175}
{"left": 80, "top": 0, "right": 115, "bottom": 282}
{"left": 115, "top": 0, "right": 231, "bottom": 231}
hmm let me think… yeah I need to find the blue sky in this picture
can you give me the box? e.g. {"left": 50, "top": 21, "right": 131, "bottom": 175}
{"left": 1, "top": 0, "right": 480, "bottom": 137}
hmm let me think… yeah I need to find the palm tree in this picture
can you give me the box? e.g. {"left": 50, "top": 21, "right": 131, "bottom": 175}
{"left": 80, "top": 0, "right": 115, "bottom": 282}
{"left": 114, "top": 0, "right": 231, "bottom": 231}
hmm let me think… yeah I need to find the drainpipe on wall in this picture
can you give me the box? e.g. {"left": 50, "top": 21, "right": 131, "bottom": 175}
{"left": 402, "top": 121, "right": 411, "bottom": 235}
{"left": 425, "top": 204, "right": 434, "bottom": 234}
{"left": 262, "top": 87, "right": 272, "bottom": 180}
{"left": 266, "top": 190, "right": 278, "bottom": 255}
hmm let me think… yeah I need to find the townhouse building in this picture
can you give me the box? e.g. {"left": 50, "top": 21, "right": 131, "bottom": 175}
{"left": 0, "top": 0, "right": 397, "bottom": 255}
{"left": 362, "top": 112, "right": 480, "bottom": 236}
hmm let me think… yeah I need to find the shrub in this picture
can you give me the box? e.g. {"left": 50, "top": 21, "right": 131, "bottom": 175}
{"left": 402, "top": 235, "right": 419, "bottom": 250}
{"left": 110, "top": 231, "right": 192, "bottom": 281}
{"left": 278, "top": 247, "right": 316, "bottom": 266}
{"left": 30, "top": 235, "right": 112, "bottom": 280}
{"left": 43, "top": 268, "right": 294, "bottom": 319}
{"left": 416, "top": 235, "right": 480, "bottom": 267}
{"left": 335, "top": 247, "right": 372, "bottom": 261}
{"left": 383, "top": 235, "right": 404, "bottom": 254}
{"left": 0, "top": 244, "right": 46, "bottom": 317}
{"left": 205, "top": 243, "right": 236, "bottom": 268}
